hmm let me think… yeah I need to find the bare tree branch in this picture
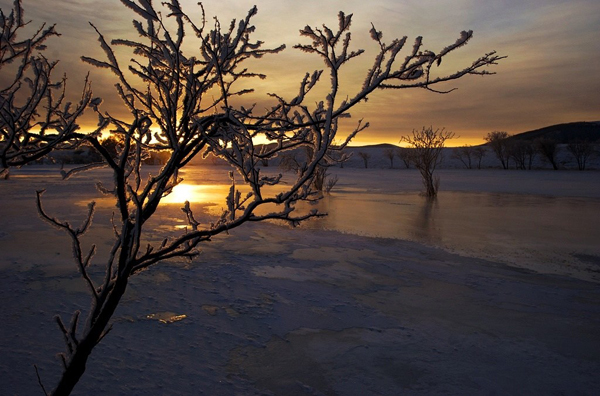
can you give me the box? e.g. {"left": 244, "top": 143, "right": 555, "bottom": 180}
{"left": 2, "top": 2, "right": 504, "bottom": 394}
{"left": 0, "top": 1, "right": 100, "bottom": 174}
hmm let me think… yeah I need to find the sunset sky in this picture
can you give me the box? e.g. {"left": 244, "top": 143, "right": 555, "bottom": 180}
{"left": 8, "top": 0, "right": 600, "bottom": 146}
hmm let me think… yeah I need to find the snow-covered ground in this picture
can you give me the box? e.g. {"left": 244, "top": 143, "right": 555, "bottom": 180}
{"left": 1, "top": 165, "right": 599, "bottom": 395}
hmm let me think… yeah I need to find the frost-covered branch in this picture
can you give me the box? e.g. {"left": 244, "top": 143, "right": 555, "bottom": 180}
{"left": 0, "top": 1, "right": 100, "bottom": 177}
{"left": 36, "top": 190, "right": 99, "bottom": 300}
{"left": 26, "top": 1, "right": 504, "bottom": 394}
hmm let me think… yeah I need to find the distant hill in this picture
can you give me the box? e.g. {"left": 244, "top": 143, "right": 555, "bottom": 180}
{"left": 345, "top": 122, "right": 600, "bottom": 148}
{"left": 323, "top": 122, "right": 600, "bottom": 170}
{"left": 510, "top": 122, "right": 600, "bottom": 143}
{"left": 191, "top": 122, "right": 600, "bottom": 170}
{"left": 347, "top": 143, "right": 398, "bottom": 150}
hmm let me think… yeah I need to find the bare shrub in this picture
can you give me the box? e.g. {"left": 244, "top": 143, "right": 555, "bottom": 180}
{"left": 383, "top": 147, "right": 396, "bottom": 168}
{"left": 473, "top": 146, "right": 487, "bottom": 169}
{"left": 401, "top": 127, "right": 455, "bottom": 197}
{"left": 358, "top": 151, "right": 371, "bottom": 168}
{"left": 536, "top": 137, "right": 560, "bottom": 170}
{"left": 567, "top": 140, "right": 596, "bottom": 170}
{"left": 279, "top": 149, "right": 335, "bottom": 192}
{"left": 454, "top": 145, "right": 486, "bottom": 169}
{"left": 484, "top": 131, "right": 511, "bottom": 169}
{"left": 452, "top": 145, "right": 474, "bottom": 169}
{"left": 324, "top": 174, "right": 339, "bottom": 193}
{"left": 508, "top": 140, "right": 536, "bottom": 170}
{"left": 397, "top": 147, "right": 414, "bottom": 168}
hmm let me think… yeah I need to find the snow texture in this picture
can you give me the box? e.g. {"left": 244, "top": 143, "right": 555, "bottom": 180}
{"left": 1, "top": 165, "right": 599, "bottom": 395}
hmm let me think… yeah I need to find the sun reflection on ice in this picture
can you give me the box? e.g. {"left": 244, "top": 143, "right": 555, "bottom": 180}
{"left": 162, "top": 183, "right": 198, "bottom": 203}
{"left": 161, "top": 183, "right": 228, "bottom": 204}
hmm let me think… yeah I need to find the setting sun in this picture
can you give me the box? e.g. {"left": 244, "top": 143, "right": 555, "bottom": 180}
{"left": 162, "top": 184, "right": 198, "bottom": 204}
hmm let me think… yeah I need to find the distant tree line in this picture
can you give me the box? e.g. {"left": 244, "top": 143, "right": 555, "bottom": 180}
{"left": 481, "top": 131, "right": 599, "bottom": 170}
{"left": 450, "top": 145, "right": 487, "bottom": 169}
{"left": 362, "top": 130, "right": 598, "bottom": 173}
{"left": 29, "top": 137, "right": 171, "bottom": 166}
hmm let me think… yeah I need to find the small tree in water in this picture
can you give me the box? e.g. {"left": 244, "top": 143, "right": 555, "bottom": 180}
{"left": 402, "top": 127, "right": 455, "bottom": 197}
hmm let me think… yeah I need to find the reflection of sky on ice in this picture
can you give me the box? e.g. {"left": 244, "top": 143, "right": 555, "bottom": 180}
{"left": 3, "top": 165, "right": 599, "bottom": 281}
{"left": 157, "top": 166, "right": 599, "bottom": 280}
{"left": 98, "top": 166, "right": 600, "bottom": 280}
{"left": 297, "top": 190, "right": 600, "bottom": 280}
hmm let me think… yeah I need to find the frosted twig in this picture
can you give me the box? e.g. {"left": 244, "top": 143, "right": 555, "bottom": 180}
{"left": 34, "top": 365, "right": 49, "bottom": 396}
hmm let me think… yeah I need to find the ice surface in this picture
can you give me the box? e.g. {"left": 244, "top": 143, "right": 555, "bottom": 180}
{"left": 1, "top": 165, "right": 599, "bottom": 395}
{"left": 298, "top": 186, "right": 600, "bottom": 282}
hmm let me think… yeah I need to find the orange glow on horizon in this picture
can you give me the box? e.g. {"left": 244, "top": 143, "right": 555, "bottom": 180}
{"left": 83, "top": 123, "right": 486, "bottom": 148}
{"left": 13, "top": 0, "right": 598, "bottom": 155}
{"left": 347, "top": 135, "right": 487, "bottom": 148}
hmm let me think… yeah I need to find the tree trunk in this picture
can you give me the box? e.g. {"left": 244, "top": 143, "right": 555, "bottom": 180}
{"left": 51, "top": 276, "right": 129, "bottom": 395}
{"left": 422, "top": 169, "right": 436, "bottom": 197}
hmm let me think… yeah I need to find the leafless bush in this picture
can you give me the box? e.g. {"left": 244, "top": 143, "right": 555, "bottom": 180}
{"left": 397, "top": 147, "right": 414, "bottom": 168}
{"left": 312, "top": 165, "right": 328, "bottom": 191}
{"left": 536, "top": 137, "right": 560, "bottom": 170}
{"left": 401, "top": 126, "right": 455, "bottom": 197}
{"left": 453, "top": 145, "right": 487, "bottom": 169}
{"left": 452, "top": 145, "right": 475, "bottom": 169}
{"left": 473, "top": 146, "right": 487, "bottom": 169}
{"left": 383, "top": 147, "right": 396, "bottom": 168}
{"left": 484, "top": 131, "right": 511, "bottom": 169}
{"left": 324, "top": 174, "right": 339, "bottom": 194}
{"left": 279, "top": 149, "right": 334, "bottom": 192}
{"left": 508, "top": 140, "right": 536, "bottom": 170}
{"left": 567, "top": 140, "right": 596, "bottom": 170}
{"left": 358, "top": 151, "right": 371, "bottom": 168}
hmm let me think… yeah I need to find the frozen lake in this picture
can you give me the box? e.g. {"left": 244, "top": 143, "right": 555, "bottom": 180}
{"left": 1, "top": 165, "right": 600, "bottom": 395}
{"left": 4, "top": 165, "right": 598, "bottom": 281}
{"left": 299, "top": 181, "right": 600, "bottom": 282}
{"left": 167, "top": 166, "right": 600, "bottom": 282}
